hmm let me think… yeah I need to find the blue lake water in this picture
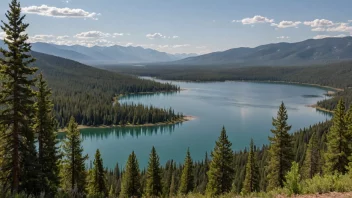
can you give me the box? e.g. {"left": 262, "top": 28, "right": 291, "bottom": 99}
{"left": 78, "top": 79, "right": 331, "bottom": 169}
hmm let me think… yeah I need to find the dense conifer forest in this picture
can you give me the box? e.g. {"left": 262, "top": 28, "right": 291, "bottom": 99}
{"left": 1, "top": 1, "right": 352, "bottom": 198}
{"left": 32, "top": 52, "right": 181, "bottom": 127}
{"left": 106, "top": 62, "right": 352, "bottom": 111}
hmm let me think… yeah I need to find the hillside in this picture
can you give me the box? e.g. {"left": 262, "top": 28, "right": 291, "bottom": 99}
{"left": 106, "top": 61, "right": 352, "bottom": 111}
{"left": 29, "top": 42, "right": 196, "bottom": 65}
{"left": 30, "top": 51, "right": 180, "bottom": 127}
{"left": 174, "top": 37, "right": 352, "bottom": 66}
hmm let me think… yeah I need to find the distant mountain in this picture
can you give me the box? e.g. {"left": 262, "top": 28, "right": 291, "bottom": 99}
{"left": 26, "top": 42, "right": 196, "bottom": 65}
{"left": 174, "top": 37, "right": 352, "bottom": 66}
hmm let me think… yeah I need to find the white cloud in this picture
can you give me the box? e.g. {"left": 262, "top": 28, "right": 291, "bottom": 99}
{"left": 0, "top": 32, "right": 6, "bottom": 39}
{"left": 22, "top": 5, "right": 100, "bottom": 20}
{"left": 146, "top": 33, "right": 166, "bottom": 39}
{"left": 196, "top": 46, "right": 207, "bottom": 49}
{"left": 146, "top": 33, "right": 178, "bottom": 39}
{"left": 277, "top": 36, "right": 290, "bottom": 39}
{"left": 29, "top": 34, "right": 55, "bottom": 42}
{"left": 313, "top": 34, "right": 347, "bottom": 39}
{"left": 57, "top": 35, "right": 70, "bottom": 40}
{"left": 113, "top": 33, "right": 124, "bottom": 37}
{"left": 234, "top": 15, "right": 274, "bottom": 25}
{"left": 326, "top": 23, "right": 352, "bottom": 33}
{"left": 74, "top": 31, "right": 110, "bottom": 39}
{"left": 303, "top": 19, "right": 334, "bottom": 28}
{"left": 311, "top": 27, "right": 326, "bottom": 31}
{"left": 172, "top": 44, "right": 190, "bottom": 48}
{"left": 271, "top": 21, "right": 301, "bottom": 28}
{"left": 157, "top": 45, "right": 169, "bottom": 49}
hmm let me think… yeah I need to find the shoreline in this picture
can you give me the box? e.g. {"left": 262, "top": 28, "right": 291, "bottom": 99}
{"left": 146, "top": 77, "right": 342, "bottom": 114}
{"left": 306, "top": 104, "right": 334, "bottom": 114}
{"left": 146, "top": 76, "right": 344, "bottom": 92}
{"left": 58, "top": 115, "right": 196, "bottom": 132}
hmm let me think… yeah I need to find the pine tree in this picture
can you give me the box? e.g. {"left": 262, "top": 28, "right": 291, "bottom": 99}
{"left": 169, "top": 172, "right": 176, "bottom": 197}
{"left": 346, "top": 106, "right": 352, "bottom": 169}
{"left": 242, "top": 139, "right": 259, "bottom": 194}
{"left": 34, "top": 73, "right": 60, "bottom": 196}
{"left": 206, "top": 127, "right": 234, "bottom": 196}
{"left": 162, "top": 161, "right": 174, "bottom": 197}
{"left": 324, "top": 99, "right": 350, "bottom": 174}
{"left": 120, "top": 151, "right": 141, "bottom": 197}
{"left": 113, "top": 162, "right": 121, "bottom": 196}
{"left": 0, "top": 0, "right": 38, "bottom": 193}
{"left": 178, "top": 148, "right": 194, "bottom": 195}
{"left": 266, "top": 102, "right": 293, "bottom": 191}
{"left": 301, "top": 132, "right": 321, "bottom": 179}
{"left": 61, "top": 117, "right": 88, "bottom": 193}
{"left": 88, "top": 149, "right": 107, "bottom": 196}
{"left": 145, "top": 146, "right": 162, "bottom": 197}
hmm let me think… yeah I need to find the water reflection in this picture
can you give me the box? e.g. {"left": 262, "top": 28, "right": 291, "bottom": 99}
{"left": 58, "top": 122, "right": 180, "bottom": 141}
{"left": 120, "top": 91, "right": 178, "bottom": 100}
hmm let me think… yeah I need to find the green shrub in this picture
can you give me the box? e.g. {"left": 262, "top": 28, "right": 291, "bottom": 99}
{"left": 284, "top": 162, "right": 302, "bottom": 195}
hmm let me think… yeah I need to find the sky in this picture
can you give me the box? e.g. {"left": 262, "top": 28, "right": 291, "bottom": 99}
{"left": 0, "top": 0, "right": 352, "bottom": 54}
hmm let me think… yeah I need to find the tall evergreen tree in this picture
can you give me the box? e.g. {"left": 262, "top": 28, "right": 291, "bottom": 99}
{"left": 301, "top": 132, "right": 321, "bottom": 179}
{"left": 34, "top": 73, "right": 60, "bottom": 196}
{"left": 266, "top": 102, "right": 293, "bottom": 190}
{"left": 169, "top": 172, "right": 176, "bottom": 197}
{"left": 162, "top": 161, "right": 174, "bottom": 197}
{"left": 346, "top": 106, "right": 352, "bottom": 169}
{"left": 178, "top": 148, "right": 194, "bottom": 195}
{"left": 324, "top": 99, "right": 350, "bottom": 174}
{"left": 88, "top": 149, "right": 107, "bottom": 196}
{"left": 113, "top": 162, "right": 122, "bottom": 196}
{"left": 120, "top": 151, "right": 141, "bottom": 198}
{"left": 61, "top": 117, "right": 88, "bottom": 193}
{"left": 0, "top": 0, "right": 38, "bottom": 193}
{"left": 145, "top": 146, "right": 162, "bottom": 197}
{"left": 242, "top": 139, "right": 259, "bottom": 194}
{"left": 206, "top": 127, "right": 234, "bottom": 196}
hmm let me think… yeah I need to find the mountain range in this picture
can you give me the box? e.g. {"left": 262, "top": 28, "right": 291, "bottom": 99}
{"left": 2, "top": 37, "right": 352, "bottom": 66}
{"left": 173, "top": 36, "right": 352, "bottom": 66}
{"left": 0, "top": 41, "right": 197, "bottom": 65}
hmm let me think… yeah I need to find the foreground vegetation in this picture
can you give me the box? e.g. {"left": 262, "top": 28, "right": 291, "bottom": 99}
{"left": 1, "top": 1, "right": 352, "bottom": 198}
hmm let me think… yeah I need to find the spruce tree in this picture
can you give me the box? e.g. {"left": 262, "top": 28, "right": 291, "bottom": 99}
{"left": 347, "top": 106, "right": 352, "bottom": 169}
{"left": 324, "top": 99, "right": 350, "bottom": 174}
{"left": 0, "top": 0, "right": 38, "bottom": 193}
{"left": 88, "top": 149, "right": 107, "bottom": 196}
{"left": 34, "top": 73, "right": 60, "bottom": 196}
{"left": 61, "top": 117, "right": 88, "bottom": 193}
{"left": 301, "top": 132, "right": 320, "bottom": 179}
{"left": 162, "top": 161, "right": 174, "bottom": 197}
{"left": 120, "top": 151, "right": 141, "bottom": 197}
{"left": 169, "top": 172, "right": 176, "bottom": 197}
{"left": 242, "top": 139, "right": 259, "bottom": 194}
{"left": 206, "top": 127, "right": 234, "bottom": 196}
{"left": 266, "top": 102, "right": 293, "bottom": 191}
{"left": 145, "top": 146, "right": 162, "bottom": 197}
{"left": 178, "top": 148, "right": 194, "bottom": 195}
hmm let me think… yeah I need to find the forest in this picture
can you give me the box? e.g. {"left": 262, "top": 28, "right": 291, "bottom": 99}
{"left": 1, "top": 1, "right": 352, "bottom": 198}
{"left": 106, "top": 61, "right": 352, "bottom": 111}
{"left": 32, "top": 52, "right": 181, "bottom": 127}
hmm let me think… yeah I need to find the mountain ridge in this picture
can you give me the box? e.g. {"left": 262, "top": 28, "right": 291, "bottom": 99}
{"left": 174, "top": 36, "right": 352, "bottom": 66}
{"left": 31, "top": 42, "right": 197, "bottom": 65}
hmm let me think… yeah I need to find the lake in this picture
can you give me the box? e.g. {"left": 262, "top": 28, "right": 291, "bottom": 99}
{"left": 78, "top": 79, "right": 331, "bottom": 169}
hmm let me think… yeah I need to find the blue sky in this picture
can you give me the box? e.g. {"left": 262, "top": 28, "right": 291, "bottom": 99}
{"left": 0, "top": 0, "right": 352, "bottom": 54}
